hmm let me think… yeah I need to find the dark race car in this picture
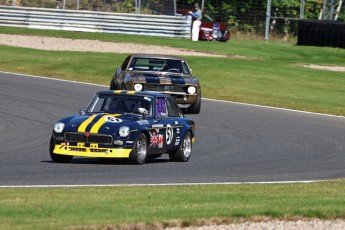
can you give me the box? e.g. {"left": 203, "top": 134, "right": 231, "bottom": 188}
{"left": 110, "top": 54, "right": 201, "bottom": 114}
{"left": 50, "top": 90, "right": 196, "bottom": 164}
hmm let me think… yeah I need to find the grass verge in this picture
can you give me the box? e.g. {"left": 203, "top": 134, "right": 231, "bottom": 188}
{"left": 1, "top": 181, "right": 345, "bottom": 230}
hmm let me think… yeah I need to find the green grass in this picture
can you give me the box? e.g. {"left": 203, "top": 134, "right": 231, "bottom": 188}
{"left": 1, "top": 181, "right": 345, "bottom": 230}
{"left": 1, "top": 27, "right": 345, "bottom": 115}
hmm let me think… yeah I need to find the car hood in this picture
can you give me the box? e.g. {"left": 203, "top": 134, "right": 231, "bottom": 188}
{"left": 128, "top": 72, "right": 196, "bottom": 85}
{"left": 63, "top": 113, "right": 148, "bottom": 135}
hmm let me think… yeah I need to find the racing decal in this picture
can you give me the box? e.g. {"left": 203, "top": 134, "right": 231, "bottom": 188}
{"left": 105, "top": 115, "right": 123, "bottom": 123}
{"left": 78, "top": 114, "right": 98, "bottom": 132}
{"left": 144, "top": 74, "right": 160, "bottom": 84}
{"left": 149, "top": 131, "right": 164, "bottom": 148}
{"left": 166, "top": 124, "right": 173, "bottom": 145}
{"left": 90, "top": 114, "right": 122, "bottom": 133}
{"left": 152, "top": 124, "right": 164, "bottom": 128}
{"left": 175, "top": 136, "right": 181, "bottom": 146}
{"left": 137, "top": 120, "right": 150, "bottom": 125}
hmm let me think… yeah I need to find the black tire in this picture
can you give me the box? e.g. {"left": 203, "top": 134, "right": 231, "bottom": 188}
{"left": 110, "top": 79, "right": 116, "bottom": 90}
{"left": 187, "top": 94, "right": 201, "bottom": 114}
{"left": 169, "top": 132, "right": 192, "bottom": 162}
{"left": 129, "top": 133, "right": 148, "bottom": 164}
{"left": 49, "top": 136, "right": 73, "bottom": 163}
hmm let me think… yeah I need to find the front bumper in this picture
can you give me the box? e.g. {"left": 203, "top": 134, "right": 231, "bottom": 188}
{"left": 53, "top": 143, "right": 132, "bottom": 158}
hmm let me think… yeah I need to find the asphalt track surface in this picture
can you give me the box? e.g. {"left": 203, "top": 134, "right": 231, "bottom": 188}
{"left": 1, "top": 72, "right": 345, "bottom": 186}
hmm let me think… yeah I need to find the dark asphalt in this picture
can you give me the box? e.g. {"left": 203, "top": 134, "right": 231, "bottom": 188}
{"left": 1, "top": 72, "right": 345, "bottom": 186}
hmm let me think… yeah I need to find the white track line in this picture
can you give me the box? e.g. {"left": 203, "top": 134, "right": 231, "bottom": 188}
{"left": 0, "top": 180, "right": 324, "bottom": 188}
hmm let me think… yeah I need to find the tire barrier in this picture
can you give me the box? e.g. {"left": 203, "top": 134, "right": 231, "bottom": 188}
{"left": 297, "top": 19, "right": 345, "bottom": 49}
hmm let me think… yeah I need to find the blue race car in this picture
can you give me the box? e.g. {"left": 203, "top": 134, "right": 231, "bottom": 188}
{"left": 50, "top": 90, "right": 196, "bottom": 164}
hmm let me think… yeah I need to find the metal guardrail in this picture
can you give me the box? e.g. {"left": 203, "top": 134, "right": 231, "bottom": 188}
{"left": 0, "top": 6, "right": 192, "bottom": 38}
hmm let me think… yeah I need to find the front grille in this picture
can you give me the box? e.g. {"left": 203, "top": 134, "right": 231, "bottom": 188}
{"left": 65, "top": 132, "right": 112, "bottom": 145}
{"left": 145, "top": 84, "right": 185, "bottom": 93}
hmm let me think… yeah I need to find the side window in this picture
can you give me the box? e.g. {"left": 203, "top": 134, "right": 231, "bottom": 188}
{"left": 156, "top": 98, "right": 167, "bottom": 117}
{"left": 181, "top": 61, "right": 190, "bottom": 74}
{"left": 166, "top": 98, "right": 183, "bottom": 117}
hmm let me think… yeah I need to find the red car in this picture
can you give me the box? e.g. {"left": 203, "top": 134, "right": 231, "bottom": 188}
{"left": 178, "top": 9, "right": 230, "bottom": 41}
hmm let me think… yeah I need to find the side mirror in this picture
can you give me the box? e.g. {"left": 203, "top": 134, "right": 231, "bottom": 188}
{"left": 79, "top": 108, "right": 86, "bottom": 116}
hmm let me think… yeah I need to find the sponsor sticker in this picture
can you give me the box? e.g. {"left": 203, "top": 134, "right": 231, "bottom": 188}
{"left": 152, "top": 124, "right": 164, "bottom": 128}
{"left": 105, "top": 116, "right": 122, "bottom": 123}
{"left": 150, "top": 131, "right": 163, "bottom": 148}
{"left": 137, "top": 120, "right": 150, "bottom": 125}
{"left": 166, "top": 124, "right": 173, "bottom": 145}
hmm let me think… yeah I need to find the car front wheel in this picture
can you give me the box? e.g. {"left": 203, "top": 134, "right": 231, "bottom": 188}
{"left": 129, "top": 133, "right": 148, "bottom": 164}
{"left": 186, "top": 93, "right": 201, "bottom": 114}
{"left": 49, "top": 136, "right": 73, "bottom": 163}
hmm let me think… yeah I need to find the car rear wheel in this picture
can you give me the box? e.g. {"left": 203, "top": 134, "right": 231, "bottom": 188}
{"left": 169, "top": 132, "right": 192, "bottom": 162}
{"left": 49, "top": 136, "right": 73, "bottom": 163}
{"left": 129, "top": 133, "right": 148, "bottom": 164}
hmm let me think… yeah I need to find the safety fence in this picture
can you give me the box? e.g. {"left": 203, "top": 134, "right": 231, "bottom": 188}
{"left": 0, "top": 6, "right": 192, "bottom": 38}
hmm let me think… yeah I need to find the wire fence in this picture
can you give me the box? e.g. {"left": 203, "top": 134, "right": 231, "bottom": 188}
{"left": 1, "top": 0, "right": 344, "bottom": 40}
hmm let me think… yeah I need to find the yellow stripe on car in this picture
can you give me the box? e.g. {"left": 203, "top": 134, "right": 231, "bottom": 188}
{"left": 90, "top": 114, "right": 121, "bottom": 133}
{"left": 113, "top": 90, "right": 137, "bottom": 94}
{"left": 78, "top": 114, "right": 98, "bottom": 132}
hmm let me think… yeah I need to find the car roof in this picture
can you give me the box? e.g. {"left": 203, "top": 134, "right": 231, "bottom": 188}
{"left": 128, "top": 53, "right": 186, "bottom": 61}
{"left": 97, "top": 90, "right": 169, "bottom": 98}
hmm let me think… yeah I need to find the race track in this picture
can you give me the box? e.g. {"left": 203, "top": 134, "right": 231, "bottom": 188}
{"left": 1, "top": 72, "right": 345, "bottom": 186}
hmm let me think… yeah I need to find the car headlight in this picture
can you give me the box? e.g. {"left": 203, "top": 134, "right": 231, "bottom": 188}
{"left": 54, "top": 122, "right": 65, "bottom": 133}
{"left": 119, "top": 126, "right": 130, "bottom": 138}
{"left": 187, "top": 86, "right": 197, "bottom": 94}
{"left": 134, "top": 83, "right": 143, "bottom": 91}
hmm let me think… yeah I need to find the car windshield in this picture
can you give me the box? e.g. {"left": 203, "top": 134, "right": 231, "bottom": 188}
{"left": 86, "top": 94, "right": 153, "bottom": 116}
{"left": 128, "top": 57, "right": 190, "bottom": 74}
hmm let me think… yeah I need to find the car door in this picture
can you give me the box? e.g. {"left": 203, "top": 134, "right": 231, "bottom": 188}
{"left": 148, "top": 97, "right": 177, "bottom": 154}
{"left": 152, "top": 97, "right": 184, "bottom": 153}
{"left": 147, "top": 97, "right": 168, "bottom": 154}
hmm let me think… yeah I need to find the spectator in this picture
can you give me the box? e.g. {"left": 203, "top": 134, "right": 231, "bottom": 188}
{"left": 188, "top": 3, "right": 202, "bottom": 41}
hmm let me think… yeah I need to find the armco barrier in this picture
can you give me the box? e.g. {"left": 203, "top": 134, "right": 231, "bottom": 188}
{"left": 297, "top": 19, "right": 345, "bottom": 49}
{"left": 0, "top": 6, "right": 192, "bottom": 38}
